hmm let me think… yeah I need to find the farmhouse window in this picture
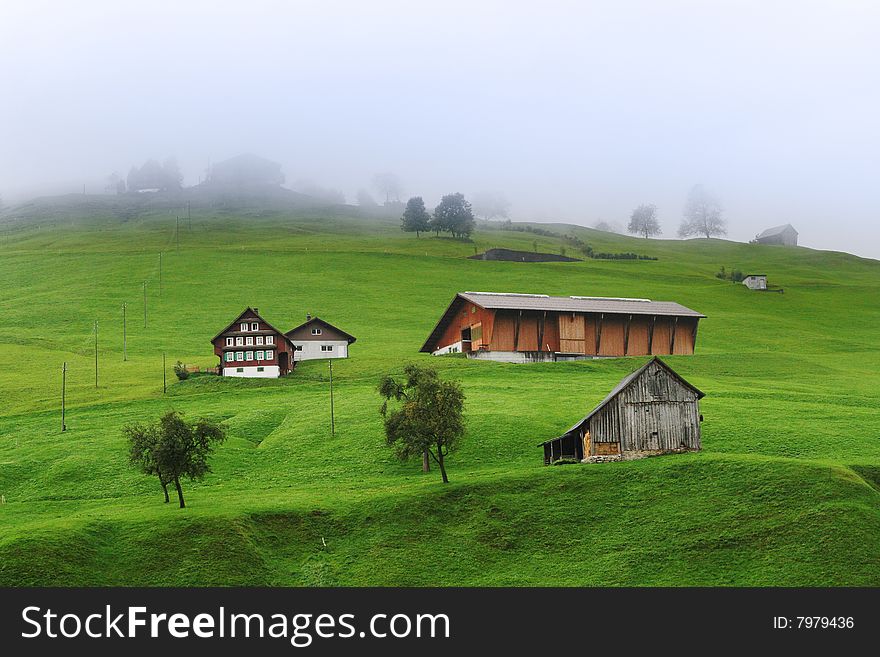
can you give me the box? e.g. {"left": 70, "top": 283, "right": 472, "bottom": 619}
{"left": 321, "top": 345, "right": 333, "bottom": 352}
{"left": 225, "top": 337, "right": 234, "bottom": 346}
{"left": 246, "top": 351, "right": 254, "bottom": 361}
{"left": 246, "top": 337, "right": 254, "bottom": 346}
{"left": 235, "top": 337, "right": 243, "bottom": 346}
{"left": 266, "top": 335, "right": 274, "bottom": 345}
{"left": 251, "top": 322, "right": 259, "bottom": 331}
{"left": 257, "top": 367, "right": 264, "bottom": 372}
{"left": 265, "top": 350, "right": 273, "bottom": 360}
{"left": 294, "top": 345, "right": 302, "bottom": 351}
{"left": 240, "top": 323, "right": 248, "bottom": 331}
{"left": 256, "top": 336, "right": 264, "bottom": 345}
{"left": 225, "top": 352, "right": 234, "bottom": 362}
{"left": 256, "top": 351, "right": 264, "bottom": 361}
{"left": 312, "top": 328, "right": 322, "bottom": 335}
{"left": 236, "top": 368, "right": 244, "bottom": 373}
{"left": 235, "top": 351, "right": 244, "bottom": 361}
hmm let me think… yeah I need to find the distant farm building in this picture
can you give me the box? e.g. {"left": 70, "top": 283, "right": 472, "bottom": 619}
{"left": 285, "top": 315, "right": 356, "bottom": 361}
{"left": 754, "top": 224, "right": 798, "bottom": 246}
{"left": 212, "top": 308, "right": 296, "bottom": 378}
{"left": 540, "top": 357, "right": 704, "bottom": 464}
{"left": 742, "top": 274, "right": 767, "bottom": 290}
{"left": 420, "top": 292, "right": 705, "bottom": 362}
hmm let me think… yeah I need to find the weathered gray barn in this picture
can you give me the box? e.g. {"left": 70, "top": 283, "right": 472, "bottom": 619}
{"left": 754, "top": 224, "right": 798, "bottom": 246}
{"left": 742, "top": 274, "right": 767, "bottom": 290}
{"left": 540, "top": 357, "right": 704, "bottom": 464}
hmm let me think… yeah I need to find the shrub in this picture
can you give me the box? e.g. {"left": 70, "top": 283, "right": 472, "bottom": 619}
{"left": 173, "top": 361, "right": 190, "bottom": 381}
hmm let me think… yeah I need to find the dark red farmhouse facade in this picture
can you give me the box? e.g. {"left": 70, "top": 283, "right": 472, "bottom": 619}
{"left": 211, "top": 307, "right": 296, "bottom": 378}
{"left": 420, "top": 292, "right": 706, "bottom": 362}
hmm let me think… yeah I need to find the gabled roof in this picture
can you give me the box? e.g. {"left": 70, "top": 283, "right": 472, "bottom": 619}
{"left": 284, "top": 316, "right": 356, "bottom": 343}
{"left": 420, "top": 292, "right": 705, "bottom": 353}
{"left": 756, "top": 223, "right": 797, "bottom": 239}
{"left": 538, "top": 357, "right": 705, "bottom": 445}
{"left": 211, "top": 307, "right": 294, "bottom": 348}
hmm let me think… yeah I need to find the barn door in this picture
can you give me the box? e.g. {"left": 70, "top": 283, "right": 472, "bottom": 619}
{"left": 558, "top": 314, "right": 586, "bottom": 353}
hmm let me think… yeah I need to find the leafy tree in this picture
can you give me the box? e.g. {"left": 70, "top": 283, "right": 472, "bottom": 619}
{"left": 679, "top": 185, "right": 727, "bottom": 238}
{"left": 173, "top": 360, "right": 190, "bottom": 380}
{"left": 372, "top": 172, "right": 402, "bottom": 204}
{"left": 472, "top": 191, "right": 510, "bottom": 220}
{"left": 433, "top": 193, "right": 475, "bottom": 239}
{"left": 378, "top": 365, "right": 466, "bottom": 483}
{"left": 356, "top": 189, "right": 378, "bottom": 207}
{"left": 124, "top": 411, "right": 226, "bottom": 507}
{"left": 126, "top": 157, "right": 183, "bottom": 192}
{"left": 628, "top": 203, "right": 661, "bottom": 239}
{"left": 401, "top": 196, "right": 431, "bottom": 237}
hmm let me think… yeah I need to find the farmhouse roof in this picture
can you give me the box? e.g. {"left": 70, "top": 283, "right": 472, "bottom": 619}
{"left": 284, "top": 316, "right": 357, "bottom": 343}
{"left": 210, "top": 307, "right": 294, "bottom": 348}
{"left": 537, "top": 357, "right": 705, "bottom": 445}
{"left": 756, "top": 223, "right": 797, "bottom": 239}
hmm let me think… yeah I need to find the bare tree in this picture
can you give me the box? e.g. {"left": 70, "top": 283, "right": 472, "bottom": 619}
{"left": 472, "top": 191, "right": 511, "bottom": 220}
{"left": 372, "top": 172, "right": 402, "bottom": 204}
{"left": 679, "top": 185, "right": 726, "bottom": 238}
{"left": 628, "top": 204, "right": 661, "bottom": 238}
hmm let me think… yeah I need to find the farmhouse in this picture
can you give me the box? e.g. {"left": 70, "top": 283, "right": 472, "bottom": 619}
{"left": 754, "top": 224, "right": 798, "bottom": 246}
{"left": 211, "top": 308, "right": 296, "bottom": 378}
{"left": 540, "top": 357, "right": 704, "bottom": 464}
{"left": 285, "top": 314, "right": 356, "bottom": 361}
{"left": 742, "top": 274, "right": 767, "bottom": 290}
{"left": 420, "top": 292, "right": 705, "bottom": 362}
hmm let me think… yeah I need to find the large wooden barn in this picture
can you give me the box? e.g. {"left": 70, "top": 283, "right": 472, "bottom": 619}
{"left": 420, "top": 292, "right": 705, "bottom": 362}
{"left": 540, "top": 357, "right": 704, "bottom": 464}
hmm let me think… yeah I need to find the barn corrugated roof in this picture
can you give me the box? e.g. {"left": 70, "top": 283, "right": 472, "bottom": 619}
{"left": 756, "top": 223, "right": 797, "bottom": 239}
{"left": 458, "top": 292, "right": 705, "bottom": 317}
{"left": 537, "top": 357, "right": 705, "bottom": 445}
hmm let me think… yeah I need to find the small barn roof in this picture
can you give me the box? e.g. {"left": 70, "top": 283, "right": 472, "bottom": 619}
{"left": 211, "top": 307, "right": 294, "bottom": 348}
{"left": 420, "top": 292, "right": 705, "bottom": 353}
{"left": 284, "top": 316, "right": 356, "bottom": 343}
{"left": 744, "top": 273, "right": 767, "bottom": 278}
{"left": 756, "top": 223, "right": 797, "bottom": 239}
{"left": 537, "top": 357, "right": 705, "bottom": 445}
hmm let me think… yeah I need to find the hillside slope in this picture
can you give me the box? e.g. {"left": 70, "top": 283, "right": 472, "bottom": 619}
{"left": 0, "top": 201, "right": 878, "bottom": 585}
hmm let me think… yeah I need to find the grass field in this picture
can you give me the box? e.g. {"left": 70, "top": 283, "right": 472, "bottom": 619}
{"left": 1, "top": 197, "right": 878, "bottom": 586}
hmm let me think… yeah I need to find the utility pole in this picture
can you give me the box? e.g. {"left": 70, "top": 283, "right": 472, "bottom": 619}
{"left": 122, "top": 302, "right": 127, "bottom": 361}
{"left": 61, "top": 361, "right": 67, "bottom": 432}
{"left": 143, "top": 281, "right": 147, "bottom": 328}
{"left": 94, "top": 320, "right": 99, "bottom": 388}
{"left": 329, "top": 358, "right": 335, "bottom": 436}
{"left": 176, "top": 216, "right": 180, "bottom": 250}
{"left": 159, "top": 252, "right": 162, "bottom": 296}
{"left": 187, "top": 201, "right": 191, "bottom": 230}
{"left": 163, "top": 352, "right": 167, "bottom": 394}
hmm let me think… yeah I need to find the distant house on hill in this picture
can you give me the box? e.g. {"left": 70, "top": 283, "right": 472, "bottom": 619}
{"left": 285, "top": 315, "right": 356, "bottom": 361}
{"left": 207, "top": 154, "right": 285, "bottom": 188}
{"left": 742, "top": 274, "right": 767, "bottom": 290}
{"left": 211, "top": 308, "right": 296, "bottom": 378}
{"left": 539, "top": 357, "right": 704, "bottom": 464}
{"left": 754, "top": 224, "right": 798, "bottom": 246}
{"left": 420, "top": 292, "right": 705, "bottom": 362}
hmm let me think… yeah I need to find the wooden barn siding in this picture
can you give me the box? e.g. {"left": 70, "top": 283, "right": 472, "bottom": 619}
{"left": 435, "top": 302, "right": 495, "bottom": 350}
{"left": 587, "top": 361, "right": 701, "bottom": 452}
{"left": 651, "top": 318, "right": 673, "bottom": 355}
{"left": 626, "top": 316, "right": 650, "bottom": 355}
{"left": 673, "top": 317, "right": 697, "bottom": 355}
{"left": 559, "top": 313, "right": 586, "bottom": 353}
{"left": 490, "top": 311, "right": 517, "bottom": 350}
{"left": 542, "top": 314, "right": 560, "bottom": 352}
{"left": 598, "top": 316, "right": 626, "bottom": 355}
{"left": 517, "top": 312, "right": 540, "bottom": 351}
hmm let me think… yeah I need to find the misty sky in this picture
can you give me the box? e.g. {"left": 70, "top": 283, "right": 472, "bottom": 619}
{"left": 1, "top": 1, "right": 878, "bottom": 257}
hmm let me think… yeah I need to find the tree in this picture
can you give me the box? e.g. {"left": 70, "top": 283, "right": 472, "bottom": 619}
{"left": 679, "top": 185, "right": 727, "bottom": 239}
{"left": 378, "top": 365, "right": 465, "bottom": 483}
{"left": 356, "top": 189, "right": 378, "bottom": 207}
{"left": 372, "top": 172, "right": 402, "bottom": 204}
{"left": 124, "top": 411, "right": 226, "bottom": 507}
{"left": 628, "top": 203, "right": 661, "bottom": 239}
{"left": 401, "top": 196, "right": 431, "bottom": 237}
{"left": 433, "top": 193, "right": 475, "bottom": 239}
{"left": 593, "top": 220, "right": 620, "bottom": 233}
{"left": 472, "top": 191, "right": 511, "bottom": 220}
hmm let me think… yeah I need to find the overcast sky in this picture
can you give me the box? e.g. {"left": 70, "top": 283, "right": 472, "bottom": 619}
{"left": 1, "top": 1, "right": 878, "bottom": 257}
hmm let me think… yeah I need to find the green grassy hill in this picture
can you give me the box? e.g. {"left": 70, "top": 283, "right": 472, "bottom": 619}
{"left": 1, "top": 199, "right": 878, "bottom": 586}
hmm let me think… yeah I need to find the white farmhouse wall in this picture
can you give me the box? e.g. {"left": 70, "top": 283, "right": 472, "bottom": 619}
{"left": 222, "top": 365, "right": 281, "bottom": 378}
{"left": 293, "top": 340, "right": 349, "bottom": 361}
{"left": 432, "top": 341, "right": 463, "bottom": 356}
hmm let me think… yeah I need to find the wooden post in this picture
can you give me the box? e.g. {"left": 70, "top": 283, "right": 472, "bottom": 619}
{"left": 623, "top": 314, "right": 632, "bottom": 355}
{"left": 159, "top": 252, "right": 162, "bottom": 296}
{"left": 329, "top": 359, "right": 335, "bottom": 435}
{"left": 647, "top": 315, "right": 655, "bottom": 355}
{"left": 94, "top": 320, "right": 98, "bottom": 388}
{"left": 163, "top": 352, "right": 166, "bottom": 394}
{"left": 176, "top": 217, "right": 180, "bottom": 250}
{"left": 670, "top": 316, "right": 678, "bottom": 353}
{"left": 61, "top": 361, "right": 67, "bottom": 432}
{"left": 596, "top": 313, "right": 604, "bottom": 354}
{"left": 122, "top": 302, "right": 127, "bottom": 361}
{"left": 143, "top": 281, "right": 147, "bottom": 328}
